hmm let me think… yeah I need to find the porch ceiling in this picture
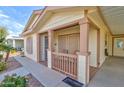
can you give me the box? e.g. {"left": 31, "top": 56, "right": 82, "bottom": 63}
{"left": 99, "top": 6, "right": 124, "bottom": 35}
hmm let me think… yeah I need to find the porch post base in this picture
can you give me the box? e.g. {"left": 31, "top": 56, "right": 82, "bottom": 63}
{"left": 77, "top": 54, "right": 90, "bottom": 85}
{"left": 47, "top": 50, "right": 52, "bottom": 68}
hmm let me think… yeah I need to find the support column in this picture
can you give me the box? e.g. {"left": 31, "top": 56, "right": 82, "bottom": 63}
{"left": 77, "top": 17, "right": 90, "bottom": 85}
{"left": 13, "top": 39, "right": 16, "bottom": 48}
{"left": 97, "top": 29, "right": 100, "bottom": 67}
{"left": 112, "top": 37, "right": 114, "bottom": 56}
{"left": 36, "top": 33, "right": 40, "bottom": 63}
{"left": 47, "top": 30, "right": 54, "bottom": 68}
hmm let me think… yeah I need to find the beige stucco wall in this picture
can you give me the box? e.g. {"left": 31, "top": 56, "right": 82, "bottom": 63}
{"left": 99, "top": 29, "right": 106, "bottom": 66}
{"left": 88, "top": 12, "right": 113, "bottom": 67}
{"left": 108, "top": 34, "right": 112, "bottom": 56}
{"left": 24, "top": 33, "right": 38, "bottom": 62}
{"left": 89, "top": 26, "right": 97, "bottom": 67}
{"left": 39, "top": 10, "right": 84, "bottom": 33}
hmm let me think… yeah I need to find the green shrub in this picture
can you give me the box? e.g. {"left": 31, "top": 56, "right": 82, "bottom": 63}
{"left": 0, "top": 54, "right": 3, "bottom": 61}
{"left": 0, "top": 74, "right": 28, "bottom": 87}
{"left": 11, "top": 49, "right": 17, "bottom": 54}
{"left": 0, "top": 62, "right": 6, "bottom": 71}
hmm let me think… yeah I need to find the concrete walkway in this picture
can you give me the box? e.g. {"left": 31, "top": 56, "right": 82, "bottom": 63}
{"left": 0, "top": 67, "right": 29, "bottom": 81}
{"left": 14, "top": 56, "right": 70, "bottom": 87}
{"left": 88, "top": 57, "right": 124, "bottom": 87}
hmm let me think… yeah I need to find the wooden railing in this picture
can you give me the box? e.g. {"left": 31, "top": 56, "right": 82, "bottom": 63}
{"left": 52, "top": 52, "right": 78, "bottom": 79}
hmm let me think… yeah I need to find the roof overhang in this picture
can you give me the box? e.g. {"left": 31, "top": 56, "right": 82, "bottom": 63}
{"left": 21, "top": 6, "right": 96, "bottom": 36}
{"left": 22, "top": 9, "right": 43, "bottom": 34}
{"left": 98, "top": 6, "right": 124, "bottom": 36}
{"left": 22, "top": 6, "right": 124, "bottom": 37}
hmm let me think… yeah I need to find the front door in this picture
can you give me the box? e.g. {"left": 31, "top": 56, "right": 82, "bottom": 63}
{"left": 44, "top": 36, "right": 48, "bottom": 61}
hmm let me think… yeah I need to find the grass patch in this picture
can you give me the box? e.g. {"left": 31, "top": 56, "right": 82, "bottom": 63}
{"left": 0, "top": 62, "right": 6, "bottom": 71}
{"left": 0, "top": 74, "right": 28, "bottom": 87}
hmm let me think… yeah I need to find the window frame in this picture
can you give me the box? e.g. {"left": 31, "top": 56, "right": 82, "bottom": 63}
{"left": 26, "top": 37, "right": 33, "bottom": 54}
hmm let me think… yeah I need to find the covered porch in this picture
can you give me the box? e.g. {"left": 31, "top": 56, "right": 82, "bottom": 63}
{"left": 21, "top": 6, "right": 124, "bottom": 87}
{"left": 88, "top": 56, "right": 124, "bottom": 87}
{"left": 38, "top": 15, "right": 100, "bottom": 85}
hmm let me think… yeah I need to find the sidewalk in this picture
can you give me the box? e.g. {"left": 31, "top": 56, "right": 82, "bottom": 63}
{"left": 14, "top": 56, "right": 70, "bottom": 87}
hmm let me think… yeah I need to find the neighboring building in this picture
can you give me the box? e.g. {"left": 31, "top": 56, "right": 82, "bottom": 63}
{"left": 6, "top": 36, "right": 24, "bottom": 51}
{"left": 21, "top": 6, "right": 124, "bottom": 85}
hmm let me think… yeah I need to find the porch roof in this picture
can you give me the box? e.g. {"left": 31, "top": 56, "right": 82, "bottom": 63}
{"left": 21, "top": 6, "right": 96, "bottom": 36}
{"left": 99, "top": 6, "right": 124, "bottom": 36}
{"left": 22, "top": 6, "right": 124, "bottom": 36}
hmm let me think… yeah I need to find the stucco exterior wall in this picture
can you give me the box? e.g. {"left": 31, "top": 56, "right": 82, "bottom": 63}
{"left": 99, "top": 29, "right": 106, "bottom": 66}
{"left": 24, "top": 33, "right": 38, "bottom": 62}
{"left": 108, "top": 34, "right": 112, "bottom": 56}
{"left": 89, "top": 26, "right": 97, "bottom": 67}
{"left": 39, "top": 10, "right": 84, "bottom": 33}
{"left": 88, "top": 12, "right": 113, "bottom": 67}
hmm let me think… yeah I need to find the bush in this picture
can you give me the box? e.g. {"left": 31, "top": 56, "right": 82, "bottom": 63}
{"left": 0, "top": 54, "right": 3, "bottom": 61}
{"left": 10, "top": 49, "right": 17, "bottom": 54}
{"left": 0, "top": 74, "right": 28, "bottom": 87}
{"left": 0, "top": 62, "right": 6, "bottom": 71}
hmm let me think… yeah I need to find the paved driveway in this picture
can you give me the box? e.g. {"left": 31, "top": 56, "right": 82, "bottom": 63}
{"left": 88, "top": 57, "right": 124, "bottom": 87}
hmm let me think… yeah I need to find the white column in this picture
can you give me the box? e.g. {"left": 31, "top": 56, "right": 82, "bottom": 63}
{"left": 77, "top": 17, "right": 90, "bottom": 85}
{"left": 47, "top": 30, "right": 53, "bottom": 68}
{"left": 77, "top": 54, "right": 90, "bottom": 85}
{"left": 13, "top": 39, "right": 16, "bottom": 48}
{"left": 47, "top": 50, "right": 52, "bottom": 68}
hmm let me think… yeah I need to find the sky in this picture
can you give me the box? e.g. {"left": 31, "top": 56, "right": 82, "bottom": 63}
{"left": 0, "top": 6, "right": 44, "bottom": 36}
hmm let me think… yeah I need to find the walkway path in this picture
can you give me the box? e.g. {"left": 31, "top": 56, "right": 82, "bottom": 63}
{"left": 88, "top": 57, "right": 124, "bottom": 87}
{"left": 14, "top": 56, "right": 70, "bottom": 87}
{"left": 0, "top": 67, "right": 29, "bottom": 81}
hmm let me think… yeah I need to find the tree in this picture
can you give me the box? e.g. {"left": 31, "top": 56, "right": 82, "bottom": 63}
{"left": 2, "top": 44, "right": 14, "bottom": 62}
{"left": 0, "top": 26, "right": 8, "bottom": 43}
{"left": 0, "top": 26, "right": 14, "bottom": 62}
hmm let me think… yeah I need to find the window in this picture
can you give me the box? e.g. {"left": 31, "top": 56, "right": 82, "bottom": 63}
{"left": 26, "top": 37, "right": 33, "bottom": 54}
{"left": 58, "top": 33, "right": 80, "bottom": 54}
{"left": 116, "top": 39, "right": 123, "bottom": 48}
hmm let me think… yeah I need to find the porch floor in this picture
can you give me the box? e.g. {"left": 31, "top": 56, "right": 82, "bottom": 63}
{"left": 90, "top": 66, "right": 97, "bottom": 80}
{"left": 14, "top": 56, "right": 70, "bottom": 87}
{"left": 88, "top": 56, "right": 124, "bottom": 87}
{"left": 39, "top": 61, "right": 48, "bottom": 67}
